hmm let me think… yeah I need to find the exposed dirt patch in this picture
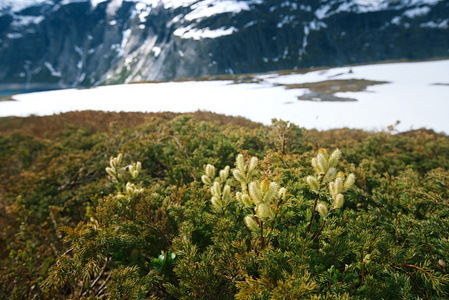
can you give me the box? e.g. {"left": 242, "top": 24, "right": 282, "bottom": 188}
{"left": 282, "top": 79, "right": 389, "bottom": 102}
{"left": 284, "top": 79, "right": 389, "bottom": 93}
{"left": 132, "top": 73, "right": 262, "bottom": 84}
{"left": 298, "top": 92, "right": 357, "bottom": 102}
{"left": 0, "top": 96, "right": 15, "bottom": 102}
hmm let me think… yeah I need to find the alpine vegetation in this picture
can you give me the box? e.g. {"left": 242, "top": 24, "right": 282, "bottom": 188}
{"left": 202, "top": 154, "right": 289, "bottom": 251}
{"left": 305, "top": 149, "right": 355, "bottom": 241}
{"left": 1, "top": 112, "right": 449, "bottom": 299}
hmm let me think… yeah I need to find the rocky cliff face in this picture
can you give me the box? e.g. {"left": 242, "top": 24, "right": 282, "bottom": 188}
{"left": 0, "top": 0, "right": 448, "bottom": 89}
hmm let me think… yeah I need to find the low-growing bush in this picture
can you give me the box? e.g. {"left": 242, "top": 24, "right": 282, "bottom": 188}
{"left": 0, "top": 111, "right": 448, "bottom": 299}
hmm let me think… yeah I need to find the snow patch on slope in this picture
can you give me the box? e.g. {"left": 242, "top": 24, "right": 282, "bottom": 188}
{"left": 184, "top": 0, "right": 262, "bottom": 21}
{"left": 128, "top": 0, "right": 197, "bottom": 9}
{"left": 128, "top": 0, "right": 262, "bottom": 40}
{"left": 314, "top": 0, "right": 444, "bottom": 19}
{"left": 91, "top": 0, "right": 108, "bottom": 9}
{"left": 11, "top": 16, "right": 45, "bottom": 28}
{"left": 0, "top": 0, "right": 52, "bottom": 13}
{"left": 420, "top": 19, "right": 449, "bottom": 28}
{"left": 44, "top": 62, "right": 62, "bottom": 77}
{"left": 174, "top": 25, "right": 238, "bottom": 40}
{"left": 106, "top": 0, "right": 124, "bottom": 16}
{"left": 403, "top": 6, "right": 431, "bottom": 18}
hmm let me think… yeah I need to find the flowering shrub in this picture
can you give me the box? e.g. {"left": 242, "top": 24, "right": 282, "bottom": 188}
{"left": 0, "top": 111, "right": 448, "bottom": 299}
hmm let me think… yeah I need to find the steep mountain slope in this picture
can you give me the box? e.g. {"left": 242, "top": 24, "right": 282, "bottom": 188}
{"left": 0, "top": 0, "right": 448, "bottom": 89}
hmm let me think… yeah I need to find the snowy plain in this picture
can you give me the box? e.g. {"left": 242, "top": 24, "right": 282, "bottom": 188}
{"left": 1, "top": 59, "right": 449, "bottom": 133}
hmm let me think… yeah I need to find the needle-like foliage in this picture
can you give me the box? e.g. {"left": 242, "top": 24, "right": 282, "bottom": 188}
{"left": 0, "top": 111, "right": 448, "bottom": 299}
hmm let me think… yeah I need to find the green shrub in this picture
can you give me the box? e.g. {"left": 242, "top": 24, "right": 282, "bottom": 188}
{"left": 1, "top": 111, "right": 448, "bottom": 299}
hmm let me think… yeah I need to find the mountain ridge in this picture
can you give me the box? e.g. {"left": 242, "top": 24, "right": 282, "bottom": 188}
{"left": 0, "top": 0, "right": 448, "bottom": 89}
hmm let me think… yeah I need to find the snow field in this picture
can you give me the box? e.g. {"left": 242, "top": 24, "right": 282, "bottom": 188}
{"left": 2, "top": 59, "right": 449, "bottom": 133}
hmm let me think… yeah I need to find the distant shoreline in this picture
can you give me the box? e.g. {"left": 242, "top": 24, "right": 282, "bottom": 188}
{"left": 0, "top": 87, "right": 65, "bottom": 98}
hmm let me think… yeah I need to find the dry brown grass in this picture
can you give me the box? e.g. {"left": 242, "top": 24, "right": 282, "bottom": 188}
{"left": 283, "top": 79, "right": 389, "bottom": 94}
{"left": 0, "top": 110, "right": 262, "bottom": 138}
{"left": 0, "top": 96, "right": 15, "bottom": 102}
{"left": 131, "top": 73, "right": 261, "bottom": 84}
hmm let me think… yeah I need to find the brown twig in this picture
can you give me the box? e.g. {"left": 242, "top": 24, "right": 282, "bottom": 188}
{"left": 390, "top": 263, "right": 431, "bottom": 300}
{"left": 265, "top": 199, "right": 284, "bottom": 248}
{"left": 312, "top": 208, "right": 335, "bottom": 242}
{"left": 171, "top": 135, "right": 190, "bottom": 160}
{"left": 264, "top": 218, "right": 277, "bottom": 249}
{"left": 307, "top": 193, "right": 320, "bottom": 233}
{"left": 395, "top": 216, "right": 400, "bottom": 245}
{"left": 260, "top": 220, "right": 264, "bottom": 251}
{"left": 95, "top": 272, "right": 112, "bottom": 297}
{"left": 403, "top": 264, "right": 434, "bottom": 277}
{"left": 361, "top": 261, "right": 366, "bottom": 286}
{"left": 406, "top": 270, "right": 428, "bottom": 300}
{"left": 81, "top": 258, "right": 108, "bottom": 297}
{"left": 312, "top": 219, "right": 327, "bottom": 242}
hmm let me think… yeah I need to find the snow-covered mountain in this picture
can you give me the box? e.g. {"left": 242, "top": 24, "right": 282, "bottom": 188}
{"left": 0, "top": 0, "right": 448, "bottom": 89}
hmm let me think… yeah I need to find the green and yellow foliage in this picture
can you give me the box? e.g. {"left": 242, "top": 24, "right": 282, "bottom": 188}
{"left": 1, "top": 111, "right": 449, "bottom": 299}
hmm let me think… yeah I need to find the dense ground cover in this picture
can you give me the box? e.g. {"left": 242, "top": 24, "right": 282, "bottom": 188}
{"left": 1, "top": 111, "right": 448, "bottom": 299}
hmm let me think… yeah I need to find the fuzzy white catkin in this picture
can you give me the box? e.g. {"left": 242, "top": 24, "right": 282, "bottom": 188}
{"left": 260, "top": 180, "right": 269, "bottom": 193}
{"left": 323, "top": 167, "right": 337, "bottom": 183}
{"left": 106, "top": 167, "right": 116, "bottom": 177}
{"left": 248, "top": 157, "right": 258, "bottom": 173}
{"left": 236, "top": 191, "right": 242, "bottom": 203}
{"left": 307, "top": 176, "right": 320, "bottom": 193}
{"left": 222, "top": 185, "right": 231, "bottom": 202}
{"left": 334, "top": 193, "right": 344, "bottom": 209}
{"left": 211, "top": 182, "right": 221, "bottom": 198}
{"left": 264, "top": 182, "right": 278, "bottom": 204}
{"left": 316, "top": 203, "right": 328, "bottom": 217}
{"left": 206, "top": 164, "right": 215, "bottom": 178}
{"left": 236, "top": 154, "right": 245, "bottom": 171}
{"left": 233, "top": 169, "right": 246, "bottom": 184}
{"left": 328, "top": 149, "right": 341, "bottom": 168}
{"left": 129, "top": 163, "right": 140, "bottom": 179}
{"left": 329, "top": 181, "right": 335, "bottom": 196}
{"left": 256, "top": 203, "right": 275, "bottom": 220}
{"left": 201, "top": 175, "right": 211, "bottom": 185}
{"left": 241, "top": 194, "right": 253, "bottom": 207}
{"left": 344, "top": 173, "right": 355, "bottom": 191}
{"left": 219, "top": 166, "right": 230, "bottom": 182}
{"left": 244, "top": 215, "right": 259, "bottom": 231}
{"left": 126, "top": 182, "right": 134, "bottom": 196}
{"left": 249, "top": 182, "right": 262, "bottom": 204}
{"left": 211, "top": 197, "right": 222, "bottom": 210}
{"left": 110, "top": 157, "right": 117, "bottom": 169}
{"left": 311, "top": 158, "right": 320, "bottom": 174}
{"left": 126, "top": 182, "right": 142, "bottom": 198}
{"left": 317, "top": 153, "right": 329, "bottom": 174}
{"left": 334, "top": 178, "right": 344, "bottom": 195}
{"left": 278, "top": 187, "right": 287, "bottom": 199}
